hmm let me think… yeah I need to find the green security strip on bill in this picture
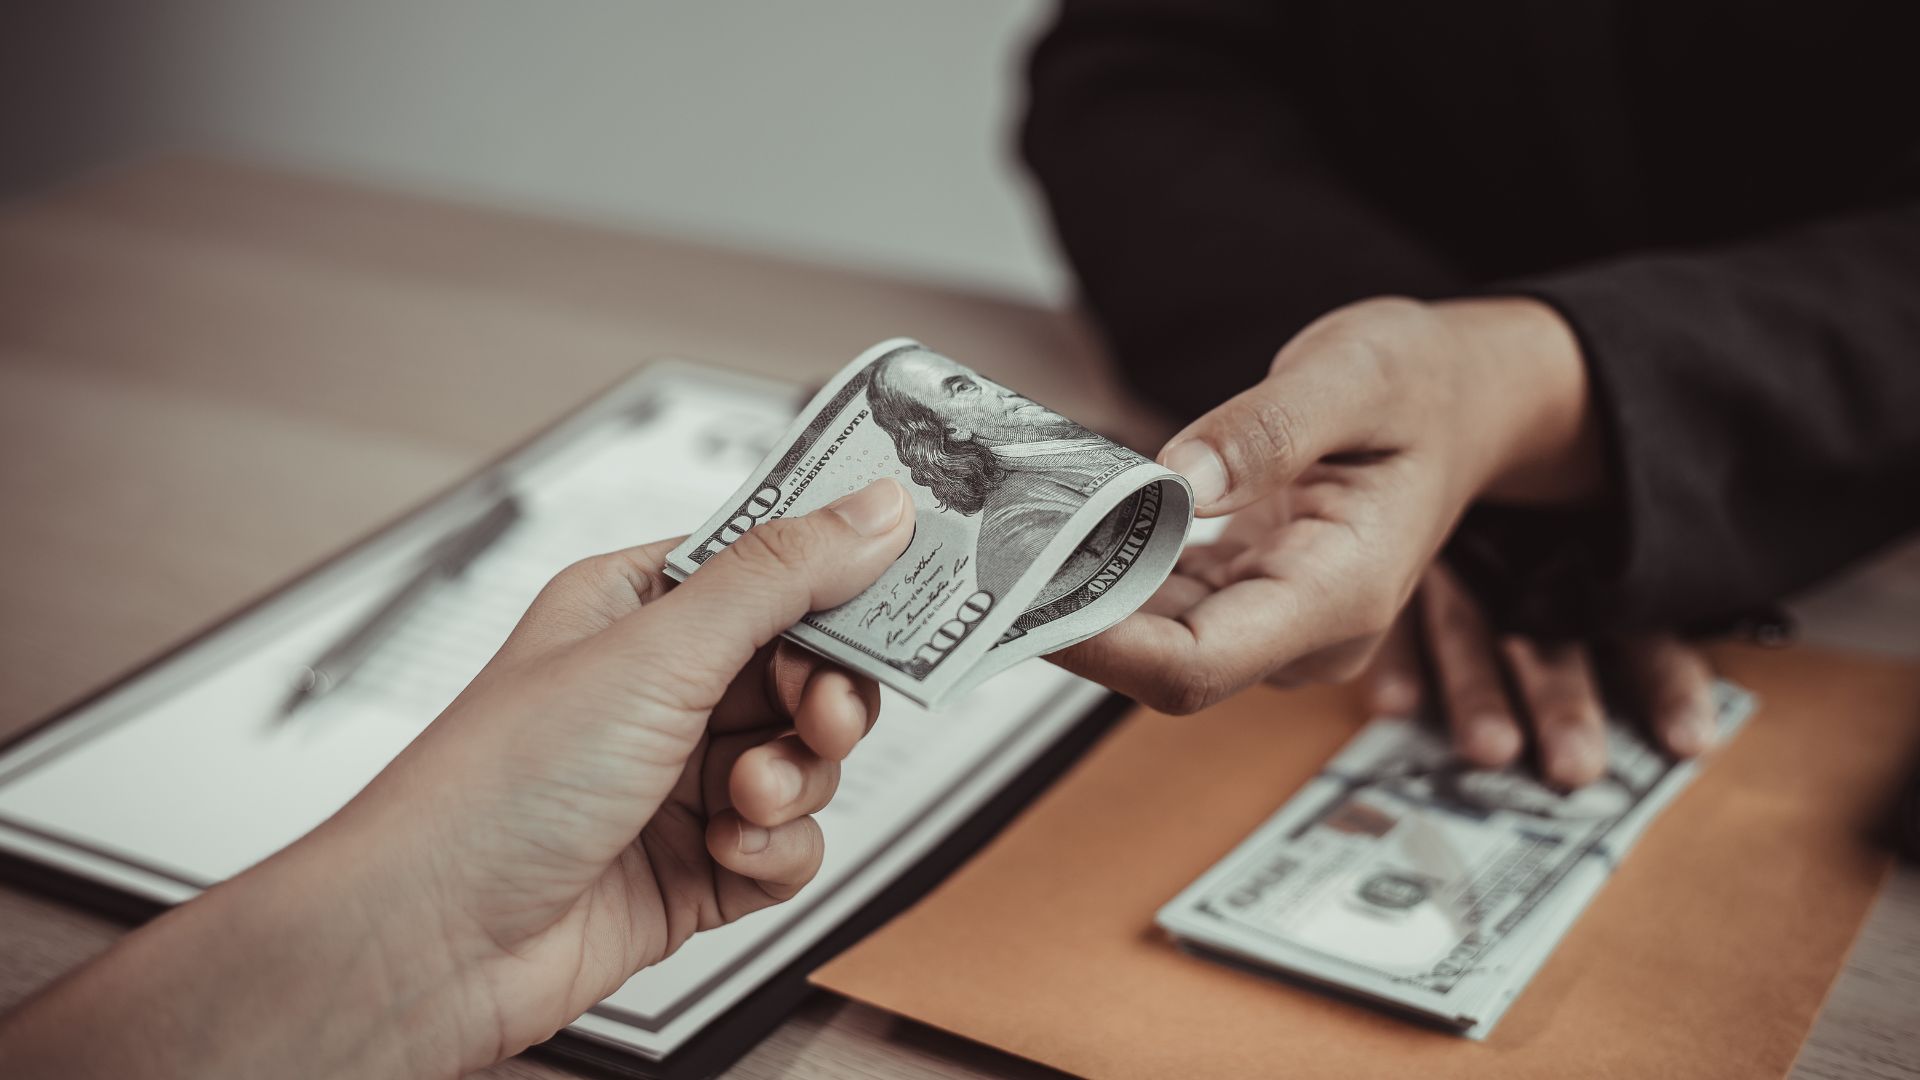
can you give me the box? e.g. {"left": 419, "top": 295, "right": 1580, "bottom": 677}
{"left": 665, "top": 339, "right": 1194, "bottom": 708}
{"left": 1156, "top": 681, "right": 1756, "bottom": 1038}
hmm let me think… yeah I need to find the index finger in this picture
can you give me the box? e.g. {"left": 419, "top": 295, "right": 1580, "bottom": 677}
{"left": 489, "top": 536, "right": 684, "bottom": 669}
{"left": 1159, "top": 304, "right": 1410, "bottom": 516}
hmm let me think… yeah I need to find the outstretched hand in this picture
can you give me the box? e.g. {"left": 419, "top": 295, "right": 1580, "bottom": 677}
{"left": 1053, "top": 296, "right": 1603, "bottom": 714}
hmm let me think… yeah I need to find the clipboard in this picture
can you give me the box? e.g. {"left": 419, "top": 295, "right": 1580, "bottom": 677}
{"left": 0, "top": 360, "right": 1132, "bottom": 1080}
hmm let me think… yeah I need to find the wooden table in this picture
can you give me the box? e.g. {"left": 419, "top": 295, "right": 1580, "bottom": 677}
{"left": 0, "top": 159, "right": 1911, "bottom": 1080}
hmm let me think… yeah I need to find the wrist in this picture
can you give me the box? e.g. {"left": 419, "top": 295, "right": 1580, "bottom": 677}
{"left": 0, "top": 817, "right": 482, "bottom": 1080}
{"left": 1431, "top": 296, "right": 1604, "bottom": 505}
{"left": 267, "top": 795, "right": 514, "bottom": 1076}
{"left": 196, "top": 818, "right": 486, "bottom": 1078}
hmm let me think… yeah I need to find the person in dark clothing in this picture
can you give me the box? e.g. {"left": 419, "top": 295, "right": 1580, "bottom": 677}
{"left": 1021, "top": 0, "right": 1920, "bottom": 784}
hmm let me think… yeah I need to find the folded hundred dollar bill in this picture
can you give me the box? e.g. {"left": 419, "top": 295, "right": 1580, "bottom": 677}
{"left": 665, "top": 339, "right": 1193, "bottom": 708}
{"left": 1157, "top": 681, "right": 1756, "bottom": 1038}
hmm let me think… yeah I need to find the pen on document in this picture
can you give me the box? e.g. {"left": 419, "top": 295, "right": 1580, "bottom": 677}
{"left": 278, "top": 496, "right": 522, "bottom": 719}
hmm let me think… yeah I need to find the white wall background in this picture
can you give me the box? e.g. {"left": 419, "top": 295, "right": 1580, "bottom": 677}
{"left": 2, "top": 1, "right": 1067, "bottom": 301}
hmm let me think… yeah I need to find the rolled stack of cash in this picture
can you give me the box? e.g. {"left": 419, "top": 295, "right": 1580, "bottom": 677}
{"left": 668, "top": 338, "right": 1193, "bottom": 709}
{"left": 1157, "top": 682, "right": 1755, "bottom": 1037}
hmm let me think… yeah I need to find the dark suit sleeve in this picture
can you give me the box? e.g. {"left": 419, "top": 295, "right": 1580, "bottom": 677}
{"left": 1019, "top": 0, "right": 1464, "bottom": 420}
{"left": 1451, "top": 202, "right": 1920, "bottom": 637}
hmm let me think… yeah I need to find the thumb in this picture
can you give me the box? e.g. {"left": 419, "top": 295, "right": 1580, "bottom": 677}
{"left": 601, "top": 478, "right": 914, "bottom": 711}
{"left": 1159, "top": 336, "right": 1382, "bottom": 516}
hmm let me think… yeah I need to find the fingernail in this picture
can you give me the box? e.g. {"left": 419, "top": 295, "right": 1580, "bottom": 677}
{"left": 1665, "top": 724, "right": 1703, "bottom": 757}
{"left": 768, "top": 756, "right": 804, "bottom": 805}
{"left": 1668, "top": 709, "right": 1716, "bottom": 756}
{"left": 1551, "top": 729, "right": 1604, "bottom": 786}
{"left": 1689, "top": 710, "right": 1718, "bottom": 750}
{"left": 1467, "top": 715, "right": 1521, "bottom": 764}
{"left": 1162, "top": 440, "right": 1227, "bottom": 506}
{"left": 736, "top": 822, "right": 770, "bottom": 854}
{"left": 1371, "top": 676, "right": 1418, "bottom": 716}
{"left": 826, "top": 478, "right": 905, "bottom": 537}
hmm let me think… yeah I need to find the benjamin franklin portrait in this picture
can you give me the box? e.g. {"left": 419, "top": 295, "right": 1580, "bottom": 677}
{"left": 867, "top": 350, "right": 1135, "bottom": 605}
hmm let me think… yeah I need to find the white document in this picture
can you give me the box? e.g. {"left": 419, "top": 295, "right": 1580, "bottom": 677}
{"left": 0, "top": 363, "right": 1108, "bottom": 1061}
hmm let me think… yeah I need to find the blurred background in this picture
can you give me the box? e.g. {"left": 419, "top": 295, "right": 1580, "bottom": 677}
{"left": 1, "top": 0, "right": 1063, "bottom": 302}
{"left": 8, "top": 0, "right": 1920, "bottom": 651}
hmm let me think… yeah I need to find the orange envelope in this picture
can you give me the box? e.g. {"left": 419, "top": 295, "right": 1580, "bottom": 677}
{"left": 814, "top": 646, "right": 1920, "bottom": 1080}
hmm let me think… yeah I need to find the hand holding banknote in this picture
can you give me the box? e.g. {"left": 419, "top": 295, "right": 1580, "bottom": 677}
{"left": 0, "top": 487, "right": 914, "bottom": 1079}
{"left": 1053, "top": 296, "right": 1609, "bottom": 714}
{"left": 669, "top": 339, "right": 1194, "bottom": 707}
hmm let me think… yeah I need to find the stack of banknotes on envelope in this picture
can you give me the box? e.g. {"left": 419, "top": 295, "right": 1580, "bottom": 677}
{"left": 1158, "top": 681, "right": 1756, "bottom": 1037}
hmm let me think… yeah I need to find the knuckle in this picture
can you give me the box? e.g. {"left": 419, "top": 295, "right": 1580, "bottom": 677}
{"left": 543, "top": 551, "right": 662, "bottom": 616}
{"left": 550, "top": 553, "right": 613, "bottom": 593}
{"left": 1287, "top": 297, "right": 1421, "bottom": 390}
{"left": 1217, "top": 392, "right": 1303, "bottom": 481}
{"left": 1326, "top": 295, "right": 1427, "bottom": 336}
{"left": 1155, "top": 667, "right": 1230, "bottom": 715}
{"left": 1324, "top": 330, "right": 1393, "bottom": 391}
